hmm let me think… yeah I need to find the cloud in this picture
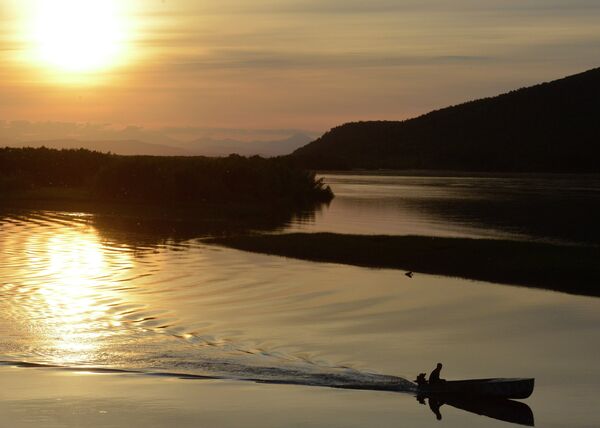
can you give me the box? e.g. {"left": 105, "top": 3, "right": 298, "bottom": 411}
{"left": 1, "top": 0, "right": 599, "bottom": 131}
{"left": 166, "top": 50, "right": 490, "bottom": 72}
{"left": 159, "top": 0, "right": 600, "bottom": 15}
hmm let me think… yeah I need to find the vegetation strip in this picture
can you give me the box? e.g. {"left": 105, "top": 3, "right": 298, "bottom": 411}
{"left": 208, "top": 233, "right": 600, "bottom": 297}
{"left": 0, "top": 147, "right": 333, "bottom": 207}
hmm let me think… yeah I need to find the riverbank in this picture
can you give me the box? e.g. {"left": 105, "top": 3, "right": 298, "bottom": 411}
{"left": 316, "top": 170, "right": 600, "bottom": 179}
{"left": 208, "top": 233, "right": 600, "bottom": 297}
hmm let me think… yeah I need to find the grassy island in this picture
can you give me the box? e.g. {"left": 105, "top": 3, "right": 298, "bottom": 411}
{"left": 208, "top": 233, "right": 600, "bottom": 298}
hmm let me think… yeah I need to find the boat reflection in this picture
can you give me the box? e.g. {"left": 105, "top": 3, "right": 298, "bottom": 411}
{"left": 417, "top": 394, "right": 535, "bottom": 426}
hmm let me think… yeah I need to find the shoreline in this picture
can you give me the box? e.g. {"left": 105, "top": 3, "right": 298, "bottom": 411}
{"left": 316, "top": 169, "right": 600, "bottom": 179}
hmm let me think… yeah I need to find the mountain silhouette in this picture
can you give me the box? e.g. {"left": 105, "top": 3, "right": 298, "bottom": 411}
{"left": 3, "top": 134, "right": 314, "bottom": 158}
{"left": 183, "top": 133, "right": 313, "bottom": 157}
{"left": 291, "top": 67, "right": 600, "bottom": 172}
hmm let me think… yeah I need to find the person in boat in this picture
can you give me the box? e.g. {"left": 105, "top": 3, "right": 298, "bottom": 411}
{"left": 429, "top": 362, "right": 445, "bottom": 385}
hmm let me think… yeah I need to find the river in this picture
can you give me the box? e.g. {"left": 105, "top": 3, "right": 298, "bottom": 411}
{"left": 1, "top": 173, "right": 599, "bottom": 427}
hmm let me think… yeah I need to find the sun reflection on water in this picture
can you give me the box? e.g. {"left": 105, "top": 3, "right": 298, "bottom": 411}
{"left": 21, "top": 224, "right": 134, "bottom": 366}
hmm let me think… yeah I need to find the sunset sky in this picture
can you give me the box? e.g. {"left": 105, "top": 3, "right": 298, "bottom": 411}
{"left": 1, "top": 0, "right": 599, "bottom": 142}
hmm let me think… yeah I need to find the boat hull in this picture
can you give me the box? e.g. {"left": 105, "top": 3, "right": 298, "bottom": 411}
{"left": 417, "top": 378, "right": 534, "bottom": 400}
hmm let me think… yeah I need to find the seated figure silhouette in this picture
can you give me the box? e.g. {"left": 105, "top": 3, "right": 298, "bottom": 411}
{"left": 429, "top": 362, "right": 445, "bottom": 385}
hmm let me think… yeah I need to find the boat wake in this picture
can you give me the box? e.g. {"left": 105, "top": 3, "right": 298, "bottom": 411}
{"left": 0, "top": 359, "right": 415, "bottom": 393}
{"left": 0, "top": 211, "right": 415, "bottom": 394}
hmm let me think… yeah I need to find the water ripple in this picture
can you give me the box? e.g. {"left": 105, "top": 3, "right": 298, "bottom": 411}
{"left": 0, "top": 210, "right": 400, "bottom": 389}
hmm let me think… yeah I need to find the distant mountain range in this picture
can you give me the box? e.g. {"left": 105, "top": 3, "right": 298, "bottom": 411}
{"left": 3, "top": 133, "right": 313, "bottom": 157}
{"left": 183, "top": 133, "right": 313, "bottom": 157}
{"left": 291, "top": 67, "right": 600, "bottom": 172}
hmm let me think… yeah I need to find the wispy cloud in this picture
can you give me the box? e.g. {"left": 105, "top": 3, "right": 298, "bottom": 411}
{"left": 146, "top": 0, "right": 600, "bottom": 15}
{"left": 165, "top": 50, "right": 491, "bottom": 72}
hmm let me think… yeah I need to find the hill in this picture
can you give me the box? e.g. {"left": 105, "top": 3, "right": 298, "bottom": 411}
{"left": 291, "top": 67, "right": 600, "bottom": 172}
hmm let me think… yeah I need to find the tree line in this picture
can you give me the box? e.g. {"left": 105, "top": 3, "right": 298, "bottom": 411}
{"left": 0, "top": 147, "right": 333, "bottom": 206}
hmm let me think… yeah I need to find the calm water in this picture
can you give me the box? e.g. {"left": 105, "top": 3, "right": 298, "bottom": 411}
{"left": 1, "top": 174, "right": 599, "bottom": 427}
{"left": 288, "top": 174, "right": 600, "bottom": 244}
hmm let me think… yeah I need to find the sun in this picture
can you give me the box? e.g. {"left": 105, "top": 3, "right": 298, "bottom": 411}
{"left": 29, "top": 0, "right": 130, "bottom": 74}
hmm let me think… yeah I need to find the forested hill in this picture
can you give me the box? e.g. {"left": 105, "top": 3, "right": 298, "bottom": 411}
{"left": 291, "top": 67, "right": 600, "bottom": 172}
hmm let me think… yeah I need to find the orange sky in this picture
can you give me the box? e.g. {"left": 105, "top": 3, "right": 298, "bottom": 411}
{"left": 1, "top": 0, "right": 599, "bottom": 139}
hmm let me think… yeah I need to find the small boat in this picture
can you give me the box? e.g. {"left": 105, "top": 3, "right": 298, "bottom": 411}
{"left": 416, "top": 378, "right": 534, "bottom": 400}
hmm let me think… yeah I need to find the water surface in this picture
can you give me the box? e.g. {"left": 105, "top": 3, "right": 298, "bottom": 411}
{"left": 287, "top": 174, "right": 600, "bottom": 244}
{"left": 1, "top": 174, "right": 599, "bottom": 427}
